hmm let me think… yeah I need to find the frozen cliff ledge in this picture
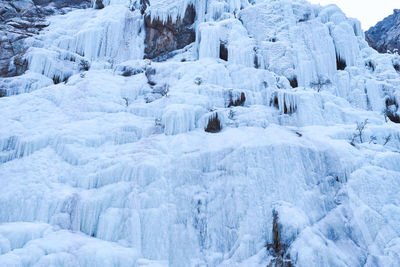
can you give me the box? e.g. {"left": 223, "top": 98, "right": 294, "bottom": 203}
{"left": 0, "top": 0, "right": 91, "bottom": 77}
{"left": 366, "top": 9, "right": 400, "bottom": 53}
{"left": 144, "top": 5, "right": 196, "bottom": 60}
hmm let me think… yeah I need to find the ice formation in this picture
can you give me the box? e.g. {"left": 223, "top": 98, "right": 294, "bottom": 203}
{"left": 1, "top": 0, "right": 400, "bottom": 266}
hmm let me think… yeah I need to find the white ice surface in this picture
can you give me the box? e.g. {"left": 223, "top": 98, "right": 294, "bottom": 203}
{"left": 1, "top": 0, "right": 400, "bottom": 266}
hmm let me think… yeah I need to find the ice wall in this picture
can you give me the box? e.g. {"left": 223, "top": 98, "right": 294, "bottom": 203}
{"left": 1, "top": 0, "right": 400, "bottom": 266}
{"left": 23, "top": 3, "right": 145, "bottom": 83}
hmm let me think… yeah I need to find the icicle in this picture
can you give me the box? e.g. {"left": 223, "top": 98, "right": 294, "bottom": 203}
{"left": 227, "top": 21, "right": 255, "bottom": 67}
{"left": 291, "top": 22, "right": 336, "bottom": 87}
{"left": 0, "top": 72, "right": 53, "bottom": 96}
{"left": 273, "top": 91, "right": 298, "bottom": 115}
{"left": 0, "top": 136, "right": 49, "bottom": 164}
{"left": 349, "top": 18, "right": 364, "bottom": 38}
{"left": 227, "top": 0, "right": 241, "bottom": 13}
{"left": 162, "top": 104, "right": 202, "bottom": 135}
{"left": 92, "top": 0, "right": 129, "bottom": 8}
{"left": 26, "top": 48, "right": 74, "bottom": 84}
{"left": 198, "top": 23, "right": 220, "bottom": 59}
{"left": 334, "top": 70, "right": 350, "bottom": 98}
{"left": 331, "top": 22, "right": 360, "bottom": 68}
{"left": 228, "top": 42, "right": 254, "bottom": 67}
{"left": 69, "top": 8, "right": 144, "bottom": 61}
{"left": 206, "top": 1, "right": 226, "bottom": 21}
{"left": 317, "top": 4, "right": 346, "bottom": 24}
{"left": 148, "top": 0, "right": 196, "bottom": 24}
{"left": 24, "top": 5, "right": 144, "bottom": 80}
{"left": 365, "top": 79, "right": 384, "bottom": 112}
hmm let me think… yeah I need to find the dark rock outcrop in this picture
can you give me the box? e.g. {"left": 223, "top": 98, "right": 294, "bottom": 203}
{"left": 288, "top": 76, "right": 298, "bottom": 88}
{"left": 385, "top": 97, "right": 400, "bottom": 123}
{"left": 366, "top": 9, "right": 400, "bottom": 53}
{"left": 144, "top": 5, "right": 196, "bottom": 60}
{"left": 130, "top": 0, "right": 149, "bottom": 15}
{"left": 228, "top": 92, "right": 246, "bottom": 107}
{"left": 336, "top": 54, "right": 346, "bottom": 70}
{"left": 219, "top": 42, "right": 228, "bottom": 61}
{"left": 205, "top": 113, "right": 222, "bottom": 133}
{"left": 0, "top": 0, "right": 91, "bottom": 77}
{"left": 267, "top": 211, "right": 293, "bottom": 267}
{"left": 93, "top": 0, "right": 104, "bottom": 9}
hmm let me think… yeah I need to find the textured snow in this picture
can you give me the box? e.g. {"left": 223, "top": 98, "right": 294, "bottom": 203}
{"left": 1, "top": 0, "right": 400, "bottom": 266}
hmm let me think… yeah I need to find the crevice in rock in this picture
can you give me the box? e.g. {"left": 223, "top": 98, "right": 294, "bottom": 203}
{"left": 385, "top": 97, "right": 400, "bottom": 123}
{"left": 219, "top": 42, "right": 228, "bottom": 61}
{"left": 228, "top": 92, "right": 246, "bottom": 107}
{"left": 336, "top": 54, "right": 346, "bottom": 70}
{"left": 205, "top": 113, "right": 222, "bottom": 133}
{"left": 288, "top": 76, "right": 298, "bottom": 88}
{"left": 52, "top": 75, "right": 70, "bottom": 85}
{"left": 93, "top": 0, "right": 104, "bottom": 9}
{"left": 365, "top": 60, "right": 375, "bottom": 71}
{"left": 267, "top": 211, "right": 293, "bottom": 267}
{"left": 394, "top": 63, "right": 400, "bottom": 72}
{"left": 271, "top": 93, "right": 297, "bottom": 115}
{"left": 254, "top": 55, "right": 260, "bottom": 68}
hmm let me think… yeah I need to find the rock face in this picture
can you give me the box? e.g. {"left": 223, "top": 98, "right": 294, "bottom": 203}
{"left": 267, "top": 211, "right": 293, "bottom": 267}
{"left": 93, "top": 0, "right": 104, "bottom": 9}
{"left": 366, "top": 9, "right": 400, "bottom": 53}
{"left": 144, "top": 5, "right": 196, "bottom": 60}
{"left": 0, "top": 0, "right": 91, "bottom": 77}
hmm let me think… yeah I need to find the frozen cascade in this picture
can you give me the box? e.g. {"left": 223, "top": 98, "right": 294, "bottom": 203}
{"left": 1, "top": 0, "right": 400, "bottom": 266}
{"left": 273, "top": 90, "right": 299, "bottom": 115}
{"left": 365, "top": 79, "right": 384, "bottom": 112}
{"left": 24, "top": 4, "right": 145, "bottom": 82}
{"left": 198, "top": 23, "right": 221, "bottom": 59}
{"left": 227, "top": 23, "right": 256, "bottom": 67}
{"left": 331, "top": 21, "right": 361, "bottom": 68}
{"left": 291, "top": 22, "right": 337, "bottom": 87}
{"left": 147, "top": 0, "right": 250, "bottom": 24}
{"left": 162, "top": 104, "right": 204, "bottom": 135}
{"left": 0, "top": 72, "right": 53, "bottom": 96}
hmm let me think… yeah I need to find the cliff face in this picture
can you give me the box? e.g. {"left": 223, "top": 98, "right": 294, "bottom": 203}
{"left": 144, "top": 4, "right": 196, "bottom": 60}
{"left": 366, "top": 9, "right": 400, "bottom": 53}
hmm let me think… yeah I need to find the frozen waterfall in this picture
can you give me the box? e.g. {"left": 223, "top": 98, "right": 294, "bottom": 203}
{"left": 1, "top": 0, "right": 400, "bottom": 266}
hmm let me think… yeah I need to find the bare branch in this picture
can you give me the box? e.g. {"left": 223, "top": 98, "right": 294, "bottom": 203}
{"left": 384, "top": 135, "right": 392, "bottom": 146}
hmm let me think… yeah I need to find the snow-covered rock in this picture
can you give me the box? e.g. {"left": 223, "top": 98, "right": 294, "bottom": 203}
{"left": 1, "top": 0, "right": 400, "bottom": 266}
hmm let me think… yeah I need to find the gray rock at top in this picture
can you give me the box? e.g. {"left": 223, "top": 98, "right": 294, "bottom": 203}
{"left": 366, "top": 9, "right": 400, "bottom": 53}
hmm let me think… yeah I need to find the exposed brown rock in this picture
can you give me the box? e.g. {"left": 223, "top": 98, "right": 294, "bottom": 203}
{"left": 144, "top": 5, "right": 196, "bottom": 60}
{"left": 267, "top": 211, "right": 293, "bottom": 267}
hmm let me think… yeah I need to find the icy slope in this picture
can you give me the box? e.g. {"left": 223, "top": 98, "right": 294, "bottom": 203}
{"left": 1, "top": 0, "right": 400, "bottom": 266}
